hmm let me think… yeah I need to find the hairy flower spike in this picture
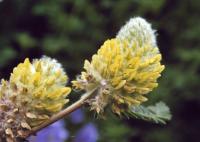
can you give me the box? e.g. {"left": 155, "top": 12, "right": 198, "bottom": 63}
{"left": 0, "top": 56, "right": 71, "bottom": 142}
{"left": 73, "top": 17, "right": 164, "bottom": 115}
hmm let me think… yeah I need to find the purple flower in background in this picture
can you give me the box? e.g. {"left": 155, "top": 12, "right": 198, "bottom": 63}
{"left": 27, "top": 110, "right": 99, "bottom": 142}
{"left": 28, "top": 120, "right": 69, "bottom": 142}
{"left": 74, "top": 123, "right": 99, "bottom": 142}
{"left": 70, "top": 108, "right": 85, "bottom": 124}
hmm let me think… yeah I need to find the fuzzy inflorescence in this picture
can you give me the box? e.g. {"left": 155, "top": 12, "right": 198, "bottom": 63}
{"left": 72, "top": 17, "right": 164, "bottom": 115}
{"left": 0, "top": 56, "right": 71, "bottom": 142}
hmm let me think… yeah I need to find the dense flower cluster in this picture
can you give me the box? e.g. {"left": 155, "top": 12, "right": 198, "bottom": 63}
{"left": 0, "top": 56, "right": 71, "bottom": 142}
{"left": 72, "top": 17, "right": 164, "bottom": 115}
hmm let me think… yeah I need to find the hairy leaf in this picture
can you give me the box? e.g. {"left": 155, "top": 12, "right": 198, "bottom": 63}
{"left": 128, "top": 102, "right": 171, "bottom": 124}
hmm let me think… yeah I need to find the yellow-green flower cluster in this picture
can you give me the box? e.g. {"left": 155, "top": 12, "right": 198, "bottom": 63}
{"left": 10, "top": 57, "right": 70, "bottom": 114}
{"left": 72, "top": 17, "right": 164, "bottom": 115}
{"left": 0, "top": 56, "right": 71, "bottom": 141}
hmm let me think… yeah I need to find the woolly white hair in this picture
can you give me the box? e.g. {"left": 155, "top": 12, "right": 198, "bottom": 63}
{"left": 32, "top": 56, "right": 67, "bottom": 85}
{"left": 116, "top": 17, "right": 157, "bottom": 47}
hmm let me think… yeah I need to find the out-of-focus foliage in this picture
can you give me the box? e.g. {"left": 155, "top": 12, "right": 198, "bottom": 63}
{"left": 0, "top": 0, "right": 199, "bottom": 142}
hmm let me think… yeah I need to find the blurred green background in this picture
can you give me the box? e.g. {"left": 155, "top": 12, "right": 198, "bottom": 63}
{"left": 0, "top": 0, "right": 199, "bottom": 142}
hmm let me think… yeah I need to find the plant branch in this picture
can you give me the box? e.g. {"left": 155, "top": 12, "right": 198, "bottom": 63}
{"left": 25, "top": 88, "right": 97, "bottom": 138}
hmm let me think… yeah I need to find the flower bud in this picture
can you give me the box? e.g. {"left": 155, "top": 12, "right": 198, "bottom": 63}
{"left": 117, "top": 17, "right": 157, "bottom": 47}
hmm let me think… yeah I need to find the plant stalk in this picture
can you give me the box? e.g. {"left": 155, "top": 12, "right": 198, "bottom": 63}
{"left": 25, "top": 88, "right": 96, "bottom": 138}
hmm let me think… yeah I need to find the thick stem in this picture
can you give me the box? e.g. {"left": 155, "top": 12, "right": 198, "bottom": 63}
{"left": 25, "top": 88, "right": 96, "bottom": 138}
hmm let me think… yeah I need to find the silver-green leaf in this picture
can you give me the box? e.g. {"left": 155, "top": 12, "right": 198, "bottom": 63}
{"left": 127, "top": 102, "right": 172, "bottom": 124}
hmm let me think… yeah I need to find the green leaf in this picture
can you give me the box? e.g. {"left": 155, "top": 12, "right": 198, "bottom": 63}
{"left": 128, "top": 102, "right": 172, "bottom": 124}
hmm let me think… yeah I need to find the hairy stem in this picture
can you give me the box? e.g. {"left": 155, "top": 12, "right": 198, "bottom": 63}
{"left": 25, "top": 88, "right": 97, "bottom": 138}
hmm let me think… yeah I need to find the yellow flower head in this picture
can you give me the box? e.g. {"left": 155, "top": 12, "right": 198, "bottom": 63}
{"left": 10, "top": 56, "right": 71, "bottom": 114}
{"left": 0, "top": 56, "right": 71, "bottom": 141}
{"left": 73, "top": 17, "right": 164, "bottom": 115}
